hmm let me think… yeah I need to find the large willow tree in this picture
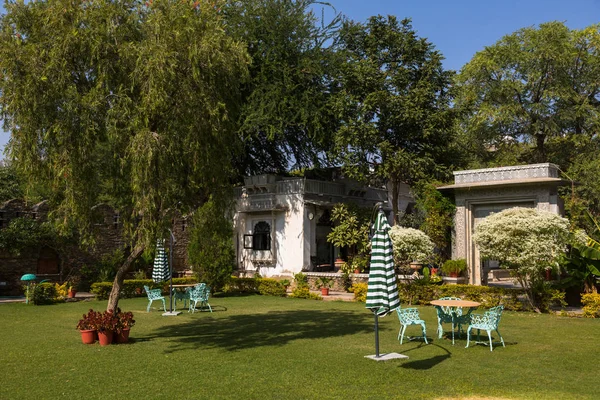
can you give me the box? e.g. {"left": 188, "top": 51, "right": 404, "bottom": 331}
{"left": 0, "top": 0, "right": 249, "bottom": 310}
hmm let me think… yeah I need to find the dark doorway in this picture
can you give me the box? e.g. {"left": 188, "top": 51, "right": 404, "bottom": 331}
{"left": 37, "top": 247, "right": 60, "bottom": 275}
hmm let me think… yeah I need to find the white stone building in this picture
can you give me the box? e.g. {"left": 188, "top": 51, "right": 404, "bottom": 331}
{"left": 233, "top": 174, "right": 412, "bottom": 277}
{"left": 438, "top": 163, "right": 568, "bottom": 285}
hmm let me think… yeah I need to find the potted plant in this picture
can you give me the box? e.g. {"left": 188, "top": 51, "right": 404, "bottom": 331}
{"left": 67, "top": 278, "right": 78, "bottom": 298}
{"left": 97, "top": 310, "right": 119, "bottom": 346}
{"left": 315, "top": 277, "right": 333, "bottom": 296}
{"left": 114, "top": 308, "right": 136, "bottom": 344}
{"left": 76, "top": 309, "right": 101, "bottom": 344}
{"left": 441, "top": 259, "right": 467, "bottom": 278}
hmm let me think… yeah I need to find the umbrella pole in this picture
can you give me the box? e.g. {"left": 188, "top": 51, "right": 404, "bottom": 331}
{"left": 169, "top": 229, "right": 174, "bottom": 312}
{"left": 374, "top": 311, "right": 380, "bottom": 358}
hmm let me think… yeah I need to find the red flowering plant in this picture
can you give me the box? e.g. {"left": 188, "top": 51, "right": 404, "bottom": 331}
{"left": 98, "top": 310, "right": 119, "bottom": 333}
{"left": 76, "top": 309, "right": 102, "bottom": 331}
{"left": 115, "top": 308, "right": 136, "bottom": 334}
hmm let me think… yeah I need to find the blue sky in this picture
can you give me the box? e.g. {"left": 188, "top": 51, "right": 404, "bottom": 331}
{"left": 1, "top": 0, "right": 599, "bottom": 155}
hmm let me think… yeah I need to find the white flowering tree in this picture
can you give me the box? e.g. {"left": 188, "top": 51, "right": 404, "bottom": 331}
{"left": 389, "top": 226, "right": 434, "bottom": 271}
{"left": 473, "top": 207, "right": 570, "bottom": 312}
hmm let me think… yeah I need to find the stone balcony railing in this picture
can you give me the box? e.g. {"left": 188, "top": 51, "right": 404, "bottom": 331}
{"left": 453, "top": 163, "right": 560, "bottom": 184}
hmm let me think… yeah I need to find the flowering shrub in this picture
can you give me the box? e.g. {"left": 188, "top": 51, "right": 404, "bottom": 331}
{"left": 473, "top": 207, "right": 570, "bottom": 312}
{"left": 388, "top": 226, "right": 434, "bottom": 267}
{"left": 350, "top": 283, "right": 368, "bottom": 302}
{"left": 582, "top": 293, "right": 600, "bottom": 318}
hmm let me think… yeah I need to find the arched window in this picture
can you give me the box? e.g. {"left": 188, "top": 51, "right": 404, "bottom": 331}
{"left": 252, "top": 221, "right": 271, "bottom": 251}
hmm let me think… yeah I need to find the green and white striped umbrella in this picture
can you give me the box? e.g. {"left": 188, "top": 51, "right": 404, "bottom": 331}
{"left": 152, "top": 239, "right": 170, "bottom": 283}
{"left": 366, "top": 210, "right": 399, "bottom": 316}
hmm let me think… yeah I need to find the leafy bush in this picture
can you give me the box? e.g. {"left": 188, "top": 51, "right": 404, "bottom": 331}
{"left": 289, "top": 287, "right": 322, "bottom": 300}
{"left": 440, "top": 259, "right": 467, "bottom": 276}
{"left": 188, "top": 197, "right": 235, "bottom": 292}
{"left": 582, "top": 293, "right": 600, "bottom": 318}
{"left": 294, "top": 272, "right": 308, "bottom": 289}
{"left": 257, "top": 279, "right": 286, "bottom": 297}
{"left": 33, "top": 282, "right": 60, "bottom": 305}
{"left": 55, "top": 281, "right": 69, "bottom": 299}
{"left": 389, "top": 226, "right": 434, "bottom": 268}
{"left": 473, "top": 207, "right": 571, "bottom": 312}
{"left": 350, "top": 283, "right": 368, "bottom": 302}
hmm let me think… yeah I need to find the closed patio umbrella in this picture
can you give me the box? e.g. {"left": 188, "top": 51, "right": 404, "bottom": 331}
{"left": 365, "top": 207, "right": 405, "bottom": 361}
{"left": 152, "top": 239, "right": 170, "bottom": 283}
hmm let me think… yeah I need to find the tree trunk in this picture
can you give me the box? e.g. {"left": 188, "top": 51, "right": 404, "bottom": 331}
{"left": 535, "top": 133, "right": 547, "bottom": 162}
{"left": 106, "top": 244, "right": 146, "bottom": 312}
{"left": 391, "top": 179, "right": 400, "bottom": 226}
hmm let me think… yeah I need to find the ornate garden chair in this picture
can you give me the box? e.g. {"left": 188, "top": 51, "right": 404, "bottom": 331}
{"left": 189, "top": 283, "right": 212, "bottom": 313}
{"left": 395, "top": 307, "right": 428, "bottom": 345}
{"left": 144, "top": 285, "right": 166, "bottom": 312}
{"left": 465, "top": 305, "right": 505, "bottom": 351}
{"left": 435, "top": 296, "right": 473, "bottom": 340}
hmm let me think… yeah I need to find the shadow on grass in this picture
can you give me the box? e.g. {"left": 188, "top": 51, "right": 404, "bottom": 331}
{"left": 400, "top": 344, "right": 451, "bottom": 370}
{"left": 143, "top": 309, "right": 374, "bottom": 353}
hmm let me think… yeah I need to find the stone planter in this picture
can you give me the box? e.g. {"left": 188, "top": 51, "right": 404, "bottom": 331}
{"left": 442, "top": 276, "right": 467, "bottom": 285}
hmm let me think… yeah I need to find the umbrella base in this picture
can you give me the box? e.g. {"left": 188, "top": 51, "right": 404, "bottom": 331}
{"left": 162, "top": 311, "right": 182, "bottom": 317}
{"left": 364, "top": 353, "right": 408, "bottom": 361}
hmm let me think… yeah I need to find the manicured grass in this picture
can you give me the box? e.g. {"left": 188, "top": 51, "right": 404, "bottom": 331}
{"left": 1, "top": 295, "right": 599, "bottom": 399}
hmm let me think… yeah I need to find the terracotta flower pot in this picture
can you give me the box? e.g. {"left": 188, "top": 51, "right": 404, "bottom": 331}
{"left": 320, "top": 287, "right": 329, "bottom": 296}
{"left": 68, "top": 290, "right": 77, "bottom": 298}
{"left": 80, "top": 329, "right": 96, "bottom": 345}
{"left": 115, "top": 328, "right": 130, "bottom": 344}
{"left": 98, "top": 330, "right": 114, "bottom": 346}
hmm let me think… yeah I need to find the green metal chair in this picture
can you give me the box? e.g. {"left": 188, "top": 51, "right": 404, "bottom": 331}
{"left": 434, "top": 296, "right": 473, "bottom": 341}
{"left": 144, "top": 285, "right": 166, "bottom": 312}
{"left": 395, "top": 307, "right": 428, "bottom": 344}
{"left": 189, "top": 283, "right": 212, "bottom": 313}
{"left": 465, "top": 305, "right": 505, "bottom": 351}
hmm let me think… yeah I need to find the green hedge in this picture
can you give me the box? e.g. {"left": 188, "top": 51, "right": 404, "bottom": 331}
{"left": 222, "top": 277, "right": 288, "bottom": 297}
{"left": 90, "top": 278, "right": 198, "bottom": 300}
{"left": 90, "top": 277, "right": 289, "bottom": 300}
{"left": 257, "top": 279, "right": 286, "bottom": 297}
{"left": 223, "top": 277, "right": 260, "bottom": 294}
{"left": 397, "top": 283, "right": 524, "bottom": 311}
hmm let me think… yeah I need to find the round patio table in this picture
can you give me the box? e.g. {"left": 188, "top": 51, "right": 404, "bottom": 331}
{"left": 430, "top": 299, "right": 480, "bottom": 308}
{"left": 430, "top": 299, "right": 481, "bottom": 344}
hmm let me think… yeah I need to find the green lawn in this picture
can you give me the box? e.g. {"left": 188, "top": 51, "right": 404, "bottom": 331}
{"left": 1, "top": 295, "right": 598, "bottom": 400}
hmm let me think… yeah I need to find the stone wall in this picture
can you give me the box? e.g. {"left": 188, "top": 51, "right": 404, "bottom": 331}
{"left": 0, "top": 200, "right": 193, "bottom": 295}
